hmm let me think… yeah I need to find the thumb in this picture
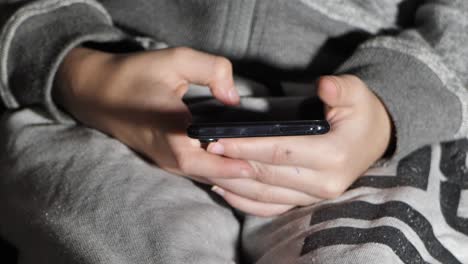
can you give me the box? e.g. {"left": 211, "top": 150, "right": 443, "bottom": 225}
{"left": 317, "top": 75, "right": 359, "bottom": 108}
{"left": 164, "top": 47, "right": 240, "bottom": 105}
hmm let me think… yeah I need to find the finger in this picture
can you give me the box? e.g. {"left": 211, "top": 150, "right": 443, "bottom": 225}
{"left": 317, "top": 75, "right": 363, "bottom": 108}
{"left": 211, "top": 186, "right": 294, "bottom": 217}
{"left": 208, "top": 135, "right": 336, "bottom": 169}
{"left": 176, "top": 141, "right": 252, "bottom": 179}
{"left": 167, "top": 47, "right": 240, "bottom": 105}
{"left": 245, "top": 161, "right": 348, "bottom": 199}
{"left": 211, "top": 177, "right": 321, "bottom": 206}
{"left": 188, "top": 175, "right": 213, "bottom": 185}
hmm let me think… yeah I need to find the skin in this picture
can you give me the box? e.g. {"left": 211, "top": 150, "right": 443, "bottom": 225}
{"left": 54, "top": 47, "right": 392, "bottom": 217}
{"left": 54, "top": 47, "right": 250, "bottom": 182}
{"left": 207, "top": 75, "right": 393, "bottom": 216}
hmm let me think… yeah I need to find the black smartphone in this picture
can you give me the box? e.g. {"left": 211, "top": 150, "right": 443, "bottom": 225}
{"left": 187, "top": 120, "right": 329, "bottom": 143}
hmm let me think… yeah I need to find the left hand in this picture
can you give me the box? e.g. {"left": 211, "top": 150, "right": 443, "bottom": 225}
{"left": 206, "top": 75, "right": 393, "bottom": 217}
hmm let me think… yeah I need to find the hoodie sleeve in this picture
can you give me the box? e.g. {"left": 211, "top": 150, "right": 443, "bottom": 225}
{"left": 337, "top": 0, "right": 468, "bottom": 161}
{"left": 0, "top": 0, "right": 140, "bottom": 123}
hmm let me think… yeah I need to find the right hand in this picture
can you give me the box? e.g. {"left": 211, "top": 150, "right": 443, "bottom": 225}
{"left": 53, "top": 46, "right": 252, "bottom": 182}
{"left": 54, "top": 46, "right": 323, "bottom": 217}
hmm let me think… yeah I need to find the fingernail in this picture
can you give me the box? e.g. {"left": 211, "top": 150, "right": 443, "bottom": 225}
{"left": 208, "top": 142, "right": 224, "bottom": 155}
{"left": 211, "top": 185, "right": 225, "bottom": 196}
{"left": 228, "top": 89, "right": 240, "bottom": 102}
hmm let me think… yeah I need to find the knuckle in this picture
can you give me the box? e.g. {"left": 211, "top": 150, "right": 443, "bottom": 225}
{"left": 263, "top": 169, "right": 280, "bottom": 186}
{"left": 319, "top": 179, "right": 347, "bottom": 199}
{"left": 225, "top": 141, "right": 241, "bottom": 158}
{"left": 176, "top": 154, "right": 192, "bottom": 174}
{"left": 169, "top": 46, "right": 193, "bottom": 60}
{"left": 249, "top": 162, "right": 270, "bottom": 182}
{"left": 212, "top": 56, "right": 232, "bottom": 80}
{"left": 271, "top": 144, "right": 290, "bottom": 164}
{"left": 255, "top": 187, "right": 275, "bottom": 203}
{"left": 328, "top": 75, "right": 345, "bottom": 90}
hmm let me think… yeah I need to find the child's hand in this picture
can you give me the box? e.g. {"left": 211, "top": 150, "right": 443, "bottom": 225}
{"left": 207, "top": 75, "right": 393, "bottom": 216}
{"left": 54, "top": 47, "right": 252, "bottom": 182}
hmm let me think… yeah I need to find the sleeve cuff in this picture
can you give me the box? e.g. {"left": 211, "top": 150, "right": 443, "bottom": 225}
{"left": 337, "top": 47, "right": 463, "bottom": 161}
{"left": 0, "top": 0, "right": 140, "bottom": 123}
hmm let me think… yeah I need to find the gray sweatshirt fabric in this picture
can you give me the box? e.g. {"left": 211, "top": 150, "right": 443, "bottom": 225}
{"left": 0, "top": 0, "right": 467, "bottom": 159}
{"left": 1, "top": 0, "right": 468, "bottom": 263}
{"left": 2, "top": 98, "right": 468, "bottom": 263}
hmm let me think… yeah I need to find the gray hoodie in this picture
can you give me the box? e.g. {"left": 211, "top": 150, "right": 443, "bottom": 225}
{"left": 0, "top": 0, "right": 467, "bottom": 160}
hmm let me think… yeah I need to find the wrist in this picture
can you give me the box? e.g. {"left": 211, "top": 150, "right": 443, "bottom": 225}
{"left": 53, "top": 47, "right": 115, "bottom": 112}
